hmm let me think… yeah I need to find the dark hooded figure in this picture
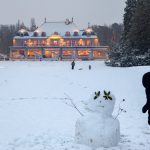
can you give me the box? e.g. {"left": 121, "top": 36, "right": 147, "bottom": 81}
{"left": 89, "top": 65, "right": 91, "bottom": 70}
{"left": 71, "top": 60, "right": 75, "bottom": 70}
{"left": 142, "top": 72, "right": 150, "bottom": 125}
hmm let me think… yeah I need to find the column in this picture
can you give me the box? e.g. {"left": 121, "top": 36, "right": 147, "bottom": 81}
{"left": 25, "top": 47, "right": 28, "bottom": 59}
{"left": 42, "top": 48, "right": 46, "bottom": 58}
{"left": 75, "top": 48, "right": 78, "bottom": 59}
{"left": 89, "top": 49, "right": 94, "bottom": 60}
{"left": 59, "top": 48, "right": 62, "bottom": 60}
{"left": 9, "top": 48, "right": 12, "bottom": 60}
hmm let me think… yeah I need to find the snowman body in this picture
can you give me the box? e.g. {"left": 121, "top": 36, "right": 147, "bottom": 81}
{"left": 75, "top": 91, "right": 120, "bottom": 148}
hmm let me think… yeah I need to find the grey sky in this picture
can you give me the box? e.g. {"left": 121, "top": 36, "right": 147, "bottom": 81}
{"left": 0, "top": 0, "right": 126, "bottom": 28}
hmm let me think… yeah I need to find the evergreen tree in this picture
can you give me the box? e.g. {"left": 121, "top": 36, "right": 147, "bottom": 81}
{"left": 120, "top": 0, "right": 137, "bottom": 56}
{"left": 106, "top": 0, "right": 149, "bottom": 66}
{"left": 130, "top": 0, "right": 150, "bottom": 54}
{"left": 123, "top": 0, "right": 137, "bottom": 43}
{"left": 16, "top": 20, "right": 21, "bottom": 31}
{"left": 106, "top": 0, "right": 137, "bottom": 66}
{"left": 30, "top": 18, "right": 37, "bottom": 31}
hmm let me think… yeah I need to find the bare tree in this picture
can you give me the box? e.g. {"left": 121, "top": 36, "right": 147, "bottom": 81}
{"left": 30, "top": 18, "right": 37, "bottom": 31}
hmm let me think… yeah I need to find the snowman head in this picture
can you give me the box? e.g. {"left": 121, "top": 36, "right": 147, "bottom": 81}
{"left": 84, "top": 91, "right": 116, "bottom": 116}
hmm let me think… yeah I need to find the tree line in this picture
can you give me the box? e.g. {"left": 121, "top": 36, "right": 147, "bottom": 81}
{"left": 0, "top": 25, "right": 17, "bottom": 55}
{"left": 0, "top": 18, "right": 37, "bottom": 55}
{"left": 92, "top": 23, "right": 123, "bottom": 47}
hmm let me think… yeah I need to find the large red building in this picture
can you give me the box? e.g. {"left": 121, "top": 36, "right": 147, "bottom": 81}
{"left": 10, "top": 19, "right": 109, "bottom": 60}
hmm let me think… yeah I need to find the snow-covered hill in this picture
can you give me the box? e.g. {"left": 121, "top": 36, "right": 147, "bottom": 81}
{"left": 0, "top": 61, "right": 149, "bottom": 150}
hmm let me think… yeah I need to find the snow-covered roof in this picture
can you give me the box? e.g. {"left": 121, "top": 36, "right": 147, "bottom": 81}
{"left": 14, "top": 19, "right": 98, "bottom": 39}
{"left": 35, "top": 21, "right": 80, "bottom": 36}
{"left": 18, "top": 29, "right": 28, "bottom": 33}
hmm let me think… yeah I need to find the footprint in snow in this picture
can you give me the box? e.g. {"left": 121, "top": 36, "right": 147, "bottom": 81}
{"left": 143, "top": 131, "right": 150, "bottom": 135}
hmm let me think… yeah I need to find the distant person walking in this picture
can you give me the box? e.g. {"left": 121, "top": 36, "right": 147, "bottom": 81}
{"left": 142, "top": 72, "right": 150, "bottom": 125}
{"left": 89, "top": 65, "right": 91, "bottom": 70}
{"left": 71, "top": 60, "right": 75, "bottom": 70}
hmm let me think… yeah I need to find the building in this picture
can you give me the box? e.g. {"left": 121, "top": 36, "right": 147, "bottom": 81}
{"left": 9, "top": 19, "right": 109, "bottom": 60}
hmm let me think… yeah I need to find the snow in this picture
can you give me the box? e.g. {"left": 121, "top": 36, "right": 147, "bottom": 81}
{"left": 35, "top": 21, "right": 80, "bottom": 36}
{"left": 75, "top": 91, "right": 120, "bottom": 148}
{"left": 0, "top": 61, "right": 149, "bottom": 150}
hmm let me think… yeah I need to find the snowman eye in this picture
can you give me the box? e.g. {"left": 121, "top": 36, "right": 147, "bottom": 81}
{"left": 99, "top": 101, "right": 101, "bottom": 103}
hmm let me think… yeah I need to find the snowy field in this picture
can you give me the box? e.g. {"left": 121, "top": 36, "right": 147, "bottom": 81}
{"left": 0, "top": 61, "right": 149, "bottom": 150}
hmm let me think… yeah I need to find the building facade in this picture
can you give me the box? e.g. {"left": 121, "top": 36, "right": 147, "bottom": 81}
{"left": 10, "top": 19, "right": 109, "bottom": 60}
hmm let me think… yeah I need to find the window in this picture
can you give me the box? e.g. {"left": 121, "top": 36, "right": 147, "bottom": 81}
{"left": 73, "top": 31, "right": 79, "bottom": 36}
{"left": 33, "top": 32, "right": 38, "bottom": 37}
{"left": 65, "top": 31, "right": 71, "bottom": 36}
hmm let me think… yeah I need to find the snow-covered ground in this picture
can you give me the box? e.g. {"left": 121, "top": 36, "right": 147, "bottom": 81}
{"left": 0, "top": 61, "right": 149, "bottom": 150}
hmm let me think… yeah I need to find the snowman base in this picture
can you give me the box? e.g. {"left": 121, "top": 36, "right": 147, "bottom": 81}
{"left": 75, "top": 113, "right": 120, "bottom": 148}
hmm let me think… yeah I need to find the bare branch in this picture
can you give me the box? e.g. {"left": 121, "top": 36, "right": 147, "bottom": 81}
{"left": 64, "top": 93, "right": 84, "bottom": 116}
{"left": 114, "top": 99, "right": 126, "bottom": 119}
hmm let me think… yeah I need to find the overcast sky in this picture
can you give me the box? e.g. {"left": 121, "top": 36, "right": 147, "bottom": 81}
{"left": 0, "top": 0, "right": 126, "bottom": 28}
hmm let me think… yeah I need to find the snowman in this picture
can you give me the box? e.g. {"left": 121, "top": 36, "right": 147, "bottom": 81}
{"left": 75, "top": 91, "right": 120, "bottom": 148}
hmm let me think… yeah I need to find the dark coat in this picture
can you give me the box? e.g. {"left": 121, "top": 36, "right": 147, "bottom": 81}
{"left": 71, "top": 61, "right": 75, "bottom": 67}
{"left": 142, "top": 72, "right": 150, "bottom": 106}
{"left": 71, "top": 61, "right": 75, "bottom": 70}
{"left": 142, "top": 72, "right": 150, "bottom": 124}
{"left": 142, "top": 72, "right": 150, "bottom": 89}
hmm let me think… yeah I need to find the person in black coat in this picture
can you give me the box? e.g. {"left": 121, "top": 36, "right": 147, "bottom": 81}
{"left": 89, "top": 65, "right": 91, "bottom": 70}
{"left": 142, "top": 72, "right": 150, "bottom": 125}
{"left": 71, "top": 60, "right": 75, "bottom": 70}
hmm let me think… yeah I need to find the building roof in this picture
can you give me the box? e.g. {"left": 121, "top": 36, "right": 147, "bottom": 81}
{"left": 35, "top": 20, "right": 80, "bottom": 36}
{"left": 15, "top": 19, "right": 97, "bottom": 39}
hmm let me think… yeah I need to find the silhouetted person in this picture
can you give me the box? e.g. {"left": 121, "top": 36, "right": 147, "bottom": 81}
{"left": 89, "top": 65, "right": 91, "bottom": 70}
{"left": 142, "top": 72, "right": 150, "bottom": 125}
{"left": 71, "top": 60, "right": 75, "bottom": 70}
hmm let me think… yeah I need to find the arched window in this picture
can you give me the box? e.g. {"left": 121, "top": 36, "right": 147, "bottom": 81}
{"left": 91, "top": 31, "right": 96, "bottom": 35}
{"left": 79, "top": 39, "right": 83, "bottom": 46}
{"left": 82, "top": 31, "right": 87, "bottom": 36}
{"left": 24, "top": 32, "right": 29, "bottom": 36}
{"left": 65, "top": 31, "right": 71, "bottom": 36}
{"left": 73, "top": 31, "right": 79, "bottom": 36}
{"left": 54, "top": 32, "right": 59, "bottom": 35}
{"left": 41, "top": 32, "right": 46, "bottom": 37}
{"left": 33, "top": 32, "right": 38, "bottom": 37}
